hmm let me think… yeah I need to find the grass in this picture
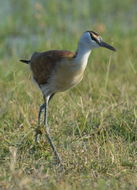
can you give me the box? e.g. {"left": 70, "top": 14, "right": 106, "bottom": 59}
{"left": 0, "top": 0, "right": 137, "bottom": 189}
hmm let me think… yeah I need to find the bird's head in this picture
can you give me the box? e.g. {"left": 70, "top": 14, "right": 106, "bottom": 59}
{"left": 79, "top": 31, "right": 116, "bottom": 51}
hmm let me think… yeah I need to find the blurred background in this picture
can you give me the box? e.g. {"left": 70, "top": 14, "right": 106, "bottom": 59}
{"left": 0, "top": 0, "right": 137, "bottom": 57}
{"left": 0, "top": 0, "right": 137, "bottom": 104}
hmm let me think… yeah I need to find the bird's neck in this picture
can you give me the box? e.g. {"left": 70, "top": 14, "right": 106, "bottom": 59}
{"left": 74, "top": 43, "right": 91, "bottom": 69}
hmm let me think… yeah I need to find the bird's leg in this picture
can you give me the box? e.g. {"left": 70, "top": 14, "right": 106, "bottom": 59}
{"left": 38, "top": 103, "right": 46, "bottom": 126}
{"left": 35, "top": 103, "right": 45, "bottom": 143}
{"left": 43, "top": 95, "right": 62, "bottom": 165}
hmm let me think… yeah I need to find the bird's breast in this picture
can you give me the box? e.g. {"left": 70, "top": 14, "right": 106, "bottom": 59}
{"left": 52, "top": 60, "right": 86, "bottom": 91}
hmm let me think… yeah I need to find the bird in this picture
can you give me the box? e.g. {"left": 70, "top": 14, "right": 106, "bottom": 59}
{"left": 20, "top": 30, "right": 116, "bottom": 165}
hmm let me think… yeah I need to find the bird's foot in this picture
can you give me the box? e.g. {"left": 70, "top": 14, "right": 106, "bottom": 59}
{"left": 35, "top": 127, "right": 42, "bottom": 143}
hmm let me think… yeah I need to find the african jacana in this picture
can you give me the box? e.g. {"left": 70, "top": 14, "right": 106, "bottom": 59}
{"left": 20, "top": 31, "right": 116, "bottom": 164}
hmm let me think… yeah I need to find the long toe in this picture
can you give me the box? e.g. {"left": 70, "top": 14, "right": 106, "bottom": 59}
{"left": 35, "top": 128, "right": 42, "bottom": 143}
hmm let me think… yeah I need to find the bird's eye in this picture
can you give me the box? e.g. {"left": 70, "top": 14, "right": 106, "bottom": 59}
{"left": 91, "top": 34, "right": 100, "bottom": 44}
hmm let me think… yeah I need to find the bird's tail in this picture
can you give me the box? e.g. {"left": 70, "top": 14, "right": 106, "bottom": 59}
{"left": 20, "top": 59, "right": 30, "bottom": 64}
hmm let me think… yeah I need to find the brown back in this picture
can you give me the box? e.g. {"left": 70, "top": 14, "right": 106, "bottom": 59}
{"left": 30, "top": 50, "right": 75, "bottom": 85}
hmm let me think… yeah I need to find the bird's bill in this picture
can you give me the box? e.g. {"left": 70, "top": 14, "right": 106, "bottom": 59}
{"left": 100, "top": 41, "right": 116, "bottom": 51}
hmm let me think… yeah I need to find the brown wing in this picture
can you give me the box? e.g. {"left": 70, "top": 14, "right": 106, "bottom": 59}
{"left": 30, "top": 50, "right": 75, "bottom": 85}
